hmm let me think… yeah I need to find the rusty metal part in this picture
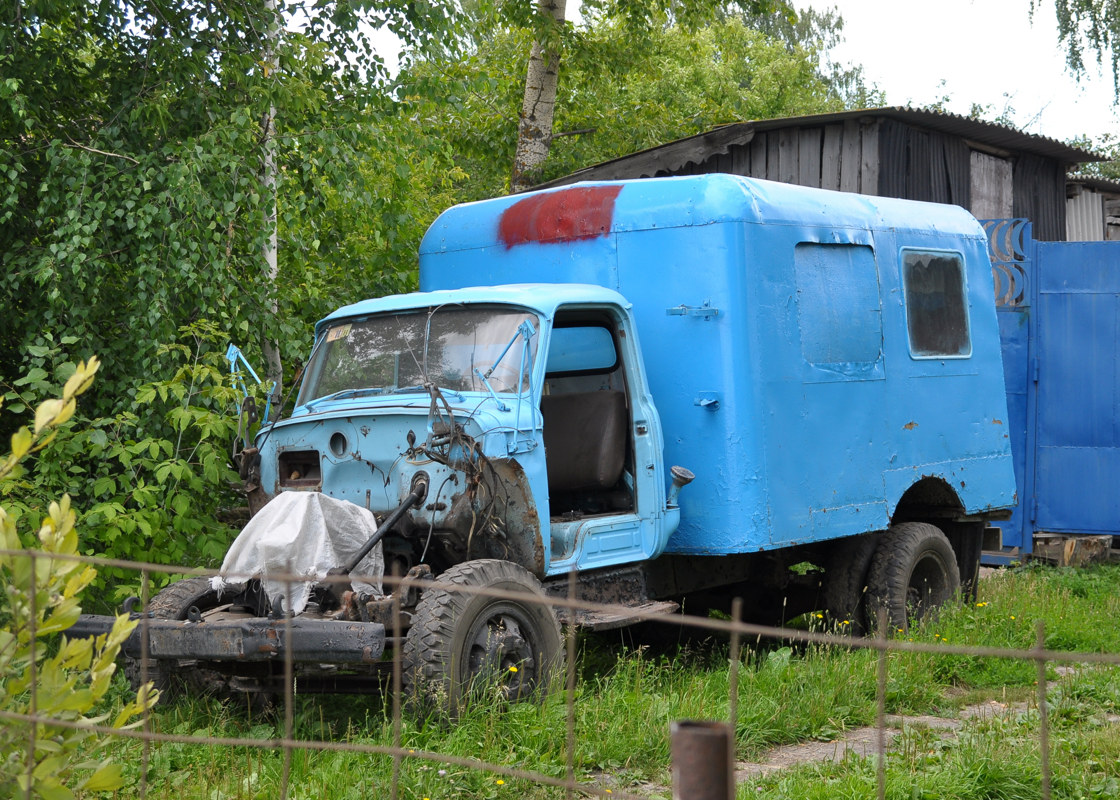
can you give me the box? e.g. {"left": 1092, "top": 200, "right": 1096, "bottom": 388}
{"left": 238, "top": 446, "right": 260, "bottom": 481}
{"left": 541, "top": 564, "right": 679, "bottom": 630}
{"left": 562, "top": 600, "right": 680, "bottom": 631}
{"left": 545, "top": 563, "right": 652, "bottom": 605}
{"left": 340, "top": 564, "right": 434, "bottom": 625}
{"left": 438, "top": 457, "right": 544, "bottom": 576}
{"left": 72, "top": 614, "right": 385, "bottom": 665}
{"left": 670, "top": 720, "right": 734, "bottom": 800}
{"left": 246, "top": 485, "right": 269, "bottom": 517}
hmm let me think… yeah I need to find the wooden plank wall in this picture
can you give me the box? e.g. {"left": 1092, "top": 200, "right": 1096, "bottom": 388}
{"left": 683, "top": 119, "right": 882, "bottom": 194}
{"left": 971, "top": 151, "right": 1014, "bottom": 220}
{"left": 683, "top": 118, "right": 970, "bottom": 204}
{"left": 664, "top": 117, "right": 1067, "bottom": 240}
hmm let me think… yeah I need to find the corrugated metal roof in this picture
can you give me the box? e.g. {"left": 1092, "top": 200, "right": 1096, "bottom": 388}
{"left": 1068, "top": 174, "right": 1120, "bottom": 195}
{"left": 537, "top": 106, "right": 1104, "bottom": 189}
{"left": 749, "top": 107, "right": 1103, "bottom": 163}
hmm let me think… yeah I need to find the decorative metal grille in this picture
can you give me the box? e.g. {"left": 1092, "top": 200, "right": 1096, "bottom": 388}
{"left": 981, "top": 219, "right": 1031, "bottom": 308}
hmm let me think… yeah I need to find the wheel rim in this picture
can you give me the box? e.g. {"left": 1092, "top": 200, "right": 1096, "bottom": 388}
{"left": 461, "top": 602, "right": 540, "bottom": 701}
{"left": 906, "top": 551, "right": 952, "bottom": 620}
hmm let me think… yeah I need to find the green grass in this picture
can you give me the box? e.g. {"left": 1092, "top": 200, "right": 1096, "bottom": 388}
{"left": 87, "top": 563, "right": 1120, "bottom": 799}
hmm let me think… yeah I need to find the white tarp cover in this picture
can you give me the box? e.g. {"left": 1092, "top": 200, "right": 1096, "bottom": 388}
{"left": 211, "top": 492, "right": 384, "bottom": 615}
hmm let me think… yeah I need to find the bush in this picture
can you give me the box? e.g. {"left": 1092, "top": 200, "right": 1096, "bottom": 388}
{"left": 1, "top": 323, "right": 256, "bottom": 607}
{"left": 0, "top": 357, "right": 156, "bottom": 798}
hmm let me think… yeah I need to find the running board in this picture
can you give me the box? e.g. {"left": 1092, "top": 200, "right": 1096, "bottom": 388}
{"left": 555, "top": 600, "right": 679, "bottom": 631}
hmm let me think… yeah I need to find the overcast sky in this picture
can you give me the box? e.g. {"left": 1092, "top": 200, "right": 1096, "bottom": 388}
{"left": 796, "top": 0, "right": 1118, "bottom": 143}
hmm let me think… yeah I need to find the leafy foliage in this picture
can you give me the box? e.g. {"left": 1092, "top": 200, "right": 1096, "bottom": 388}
{"left": 1069, "top": 132, "right": 1120, "bottom": 181}
{"left": 1039, "top": 0, "right": 1120, "bottom": 98}
{"left": 0, "top": 1, "right": 875, "bottom": 600}
{"left": 2, "top": 324, "right": 253, "bottom": 608}
{"left": 0, "top": 0, "right": 457, "bottom": 432}
{"left": 0, "top": 357, "right": 156, "bottom": 799}
{"left": 396, "top": 10, "right": 870, "bottom": 200}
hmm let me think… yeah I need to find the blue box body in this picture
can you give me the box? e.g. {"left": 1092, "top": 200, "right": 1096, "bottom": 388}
{"left": 419, "top": 175, "right": 1017, "bottom": 556}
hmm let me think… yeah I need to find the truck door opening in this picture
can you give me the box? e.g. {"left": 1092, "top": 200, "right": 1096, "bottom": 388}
{"left": 541, "top": 313, "right": 636, "bottom": 525}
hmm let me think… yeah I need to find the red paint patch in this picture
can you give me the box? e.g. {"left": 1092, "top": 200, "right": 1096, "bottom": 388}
{"left": 498, "top": 185, "right": 623, "bottom": 249}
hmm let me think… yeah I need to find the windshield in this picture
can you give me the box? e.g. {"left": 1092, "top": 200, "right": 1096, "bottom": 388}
{"left": 297, "top": 306, "right": 540, "bottom": 406}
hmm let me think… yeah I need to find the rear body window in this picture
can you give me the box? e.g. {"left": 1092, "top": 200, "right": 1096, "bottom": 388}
{"left": 902, "top": 250, "right": 971, "bottom": 358}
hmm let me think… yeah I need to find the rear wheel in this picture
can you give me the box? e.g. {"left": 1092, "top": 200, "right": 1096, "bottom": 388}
{"left": 866, "top": 522, "right": 960, "bottom": 632}
{"left": 402, "top": 559, "right": 562, "bottom": 718}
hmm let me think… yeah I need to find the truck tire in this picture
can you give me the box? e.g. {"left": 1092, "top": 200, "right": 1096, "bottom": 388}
{"left": 124, "top": 576, "right": 252, "bottom": 706}
{"left": 823, "top": 533, "right": 880, "bottom": 634}
{"left": 402, "top": 559, "right": 563, "bottom": 718}
{"left": 865, "top": 522, "right": 960, "bottom": 632}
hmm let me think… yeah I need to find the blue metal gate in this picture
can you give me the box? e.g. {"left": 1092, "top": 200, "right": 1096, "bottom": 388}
{"left": 986, "top": 220, "right": 1120, "bottom": 562}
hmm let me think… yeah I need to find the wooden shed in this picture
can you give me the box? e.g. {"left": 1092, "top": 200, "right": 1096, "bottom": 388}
{"left": 537, "top": 107, "right": 1103, "bottom": 242}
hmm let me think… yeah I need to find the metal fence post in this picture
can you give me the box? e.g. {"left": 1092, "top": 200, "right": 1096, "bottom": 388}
{"left": 670, "top": 720, "right": 734, "bottom": 800}
{"left": 1035, "top": 621, "right": 1051, "bottom": 800}
{"left": 876, "top": 606, "right": 888, "bottom": 800}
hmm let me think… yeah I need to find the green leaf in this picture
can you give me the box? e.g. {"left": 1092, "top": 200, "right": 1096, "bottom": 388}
{"left": 13, "top": 367, "right": 48, "bottom": 385}
{"left": 82, "top": 763, "right": 124, "bottom": 792}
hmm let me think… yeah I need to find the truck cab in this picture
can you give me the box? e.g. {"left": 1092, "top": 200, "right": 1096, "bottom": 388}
{"left": 255, "top": 284, "right": 678, "bottom": 582}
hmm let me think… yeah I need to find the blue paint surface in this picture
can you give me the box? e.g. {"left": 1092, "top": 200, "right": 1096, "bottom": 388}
{"left": 990, "top": 230, "right": 1120, "bottom": 561}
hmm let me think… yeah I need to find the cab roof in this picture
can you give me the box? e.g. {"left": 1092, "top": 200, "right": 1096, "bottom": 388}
{"left": 316, "top": 283, "right": 630, "bottom": 336}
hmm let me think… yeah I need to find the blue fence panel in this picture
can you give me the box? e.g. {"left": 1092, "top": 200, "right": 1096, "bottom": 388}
{"left": 986, "top": 220, "right": 1120, "bottom": 563}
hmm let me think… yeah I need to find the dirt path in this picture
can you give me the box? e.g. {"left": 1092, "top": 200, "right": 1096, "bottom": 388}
{"left": 600, "top": 701, "right": 1030, "bottom": 798}
{"left": 735, "top": 701, "right": 1026, "bottom": 777}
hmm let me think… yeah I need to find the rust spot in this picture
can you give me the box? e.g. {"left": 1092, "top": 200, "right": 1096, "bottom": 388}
{"left": 903, "top": 421, "right": 918, "bottom": 430}
{"left": 992, "top": 419, "right": 1003, "bottom": 425}
{"left": 498, "top": 185, "right": 623, "bottom": 249}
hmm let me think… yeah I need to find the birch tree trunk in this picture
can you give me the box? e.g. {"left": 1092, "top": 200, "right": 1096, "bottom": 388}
{"left": 261, "top": 0, "right": 283, "bottom": 406}
{"left": 510, "top": 0, "right": 567, "bottom": 193}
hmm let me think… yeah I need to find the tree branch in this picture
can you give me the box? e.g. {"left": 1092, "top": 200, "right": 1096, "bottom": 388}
{"left": 553, "top": 128, "right": 596, "bottom": 138}
{"left": 64, "top": 140, "right": 139, "bottom": 165}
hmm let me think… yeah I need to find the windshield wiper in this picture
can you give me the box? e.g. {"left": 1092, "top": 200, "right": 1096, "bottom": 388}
{"left": 474, "top": 320, "right": 536, "bottom": 412}
{"left": 481, "top": 320, "right": 536, "bottom": 382}
{"left": 303, "top": 387, "right": 385, "bottom": 409}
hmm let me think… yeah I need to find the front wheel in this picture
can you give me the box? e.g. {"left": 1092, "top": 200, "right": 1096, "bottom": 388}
{"left": 125, "top": 577, "right": 272, "bottom": 711}
{"left": 865, "top": 522, "right": 960, "bottom": 632}
{"left": 402, "top": 559, "right": 563, "bottom": 718}
{"left": 124, "top": 576, "right": 225, "bottom": 700}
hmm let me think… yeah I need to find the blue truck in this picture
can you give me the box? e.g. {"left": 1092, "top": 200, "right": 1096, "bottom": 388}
{"left": 80, "top": 174, "right": 1018, "bottom": 708}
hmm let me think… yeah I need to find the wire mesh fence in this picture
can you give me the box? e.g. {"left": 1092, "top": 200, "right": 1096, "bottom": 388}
{"left": 4, "top": 546, "right": 1120, "bottom": 800}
